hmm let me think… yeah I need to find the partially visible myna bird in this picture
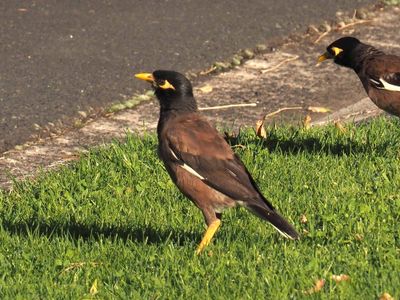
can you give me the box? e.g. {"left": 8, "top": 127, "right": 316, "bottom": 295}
{"left": 318, "top": 36, "right": 400, "bottom": 117}
{"left": 135, "top": 70, "right": 299, "bottom": 254}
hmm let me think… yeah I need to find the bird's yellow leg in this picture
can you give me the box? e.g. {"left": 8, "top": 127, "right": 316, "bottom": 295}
{"left": 195, "top": 220, "right": 221, "bottom": 255}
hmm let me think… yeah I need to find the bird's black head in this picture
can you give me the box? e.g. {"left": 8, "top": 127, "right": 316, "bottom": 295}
{"left": 135, "top": 70, "right": 197, "bottom": 112}
{"left": 318, "top": 36, "right": 362, "bottom": 68}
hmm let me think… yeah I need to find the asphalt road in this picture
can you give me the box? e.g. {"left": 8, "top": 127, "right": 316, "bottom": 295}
{"left": 0, "top": 0, "right": 374, "bottom": 153}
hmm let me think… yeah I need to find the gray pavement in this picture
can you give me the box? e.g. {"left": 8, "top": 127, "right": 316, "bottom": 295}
{"left": 0, "top": 0, "right": 374, "bottom": 153}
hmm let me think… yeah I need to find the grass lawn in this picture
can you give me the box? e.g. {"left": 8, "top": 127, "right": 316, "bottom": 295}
{"left": 0, "top": 117, "right": 399, "bottom": 299}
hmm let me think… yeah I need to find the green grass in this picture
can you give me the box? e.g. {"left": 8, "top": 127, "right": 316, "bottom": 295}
{"left": 384, "top": 0, "right": 400, "bottom": 5}
{"left": 0, "top": 117, "right": 399, "bottom": 299}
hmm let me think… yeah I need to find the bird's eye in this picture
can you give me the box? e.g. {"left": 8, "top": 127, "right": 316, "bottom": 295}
{"left": 155, "top": 79, "right": 166, "bottom": 86}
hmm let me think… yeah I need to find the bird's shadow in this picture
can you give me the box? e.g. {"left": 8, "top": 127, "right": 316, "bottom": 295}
{"left": 259, "top": 135, "right": 383, "bottom": 156}
{"left": 226, "top": 130, "right": 392, "bottom": 156}
{"left": 1, "top": 219, "right": 199, "bottom": 247}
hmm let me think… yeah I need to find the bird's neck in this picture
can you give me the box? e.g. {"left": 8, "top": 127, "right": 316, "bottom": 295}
{"left": 159, "top": 95, "right": 198, "bottom": 114}
{"left": 157, "top": 96, "right": 198, "bottom": 135}
{"left": 350, "top": 44, "right": 385, "bottom": 72}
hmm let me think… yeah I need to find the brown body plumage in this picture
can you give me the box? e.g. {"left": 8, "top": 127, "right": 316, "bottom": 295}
{"left": 135, "top": 70, "right": 299, "bottom": 254}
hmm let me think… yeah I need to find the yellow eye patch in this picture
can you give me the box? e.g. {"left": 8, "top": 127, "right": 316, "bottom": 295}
{"left": 158, "top": 80, "right": 176, "bottom": 90}
{"left": 331, "top": 47, "right": 343, "bottom": 56}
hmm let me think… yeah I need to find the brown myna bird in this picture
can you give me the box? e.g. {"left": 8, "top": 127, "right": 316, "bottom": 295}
{"left": 135, "top": 70, "right": 299, "bottom": 254}
{"left": 318, "top": 36, "right": 400, "bottom": 117}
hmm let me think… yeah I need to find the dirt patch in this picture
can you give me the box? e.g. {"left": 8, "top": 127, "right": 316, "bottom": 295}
{"left": 1, "top": 5, "right": 399, "bottom": 189}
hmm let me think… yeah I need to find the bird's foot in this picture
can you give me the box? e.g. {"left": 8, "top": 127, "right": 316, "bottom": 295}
{"left": 195, "top": 220, "right": 221, "bottom": 255}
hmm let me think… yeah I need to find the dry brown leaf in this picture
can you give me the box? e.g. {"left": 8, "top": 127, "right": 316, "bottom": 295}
{"left": 300, "top": 214, "right": 308, "bottom": 224}
{"left": 303, "top": 115, "right": 312, "bottom": 129}
{"left": 255, "top": 119, "right": 267, "bottom": 139}
{"left": 308, "top": 106, "right": 331, "bottom": 113}
{"left": 335, "top": 121, "right": 347, "bottom": 133}
{"left": 304, "top": 279, "right": 325, "bottom": 294}
{"left": 379, "top": 292, "right": 394, "bottom": 300}
{"left": 354, "top": 233, "right": 364, "bottom": 241}
{"left": 314, "top": 279, "right": 325, "bottom": 291}
{"left": 198, "top": 84, "right": 213, "bottom": 93}
{"left": 331, "top": 274, "right": 350, "bottom": 282}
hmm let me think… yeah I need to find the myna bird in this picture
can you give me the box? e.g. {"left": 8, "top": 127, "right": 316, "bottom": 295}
{"left": 135, "top": 70, "right": 299, "bottom": 254}
{"left": 318, "top": 36, "right": 400, "bottom": 117}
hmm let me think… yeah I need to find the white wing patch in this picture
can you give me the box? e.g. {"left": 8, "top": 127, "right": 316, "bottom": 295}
{"left": 170, "top": 148, "right": 179, "bottom": 160}
{"left": 370, "top": 78, "right": 400, "bottom": 92}
{"left": 170, "top": 149, "right": 205, "bottom": 180}
{"left": 181, "top": 164, "right": 205, "bottom": 180}
{"left": 270, "top": 224, "right": 295, "bottom": 240}
{"left": 369, "top": 78, "right": 381, "bottom": 86}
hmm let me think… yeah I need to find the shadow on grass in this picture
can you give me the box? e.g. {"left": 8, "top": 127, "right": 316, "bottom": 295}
{"left": 226, "top": 134, "right": 393, "bottom": 156}
{"left": 1, "top": 219, "right": 199, "bottom": 247}
{"left": 260, "top": 136, "right": 391, "bottom": 156}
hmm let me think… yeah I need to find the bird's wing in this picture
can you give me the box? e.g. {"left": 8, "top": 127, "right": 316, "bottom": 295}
{"left": 164, "top": 114, "right": 272, "bottom": 207}
{"left": 366, "top": 55, "right": 400, "bottom": 91}
{"left": 163, "top": 113, "right": 299, "bottom": 240}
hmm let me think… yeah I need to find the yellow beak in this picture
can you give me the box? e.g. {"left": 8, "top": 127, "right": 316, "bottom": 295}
{"left": 318, "top": 52, "right": 333, "bottom": 63}
{"left": 134, "top": 73, "right": 154, "bottom": 83}
{"left": 318, "top": 47, "right": 343, "bottom": 63}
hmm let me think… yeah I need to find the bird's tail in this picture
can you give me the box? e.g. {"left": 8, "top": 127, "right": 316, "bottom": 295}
{"left": 247, "top": 204, "right": 299, "bottom": 240}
